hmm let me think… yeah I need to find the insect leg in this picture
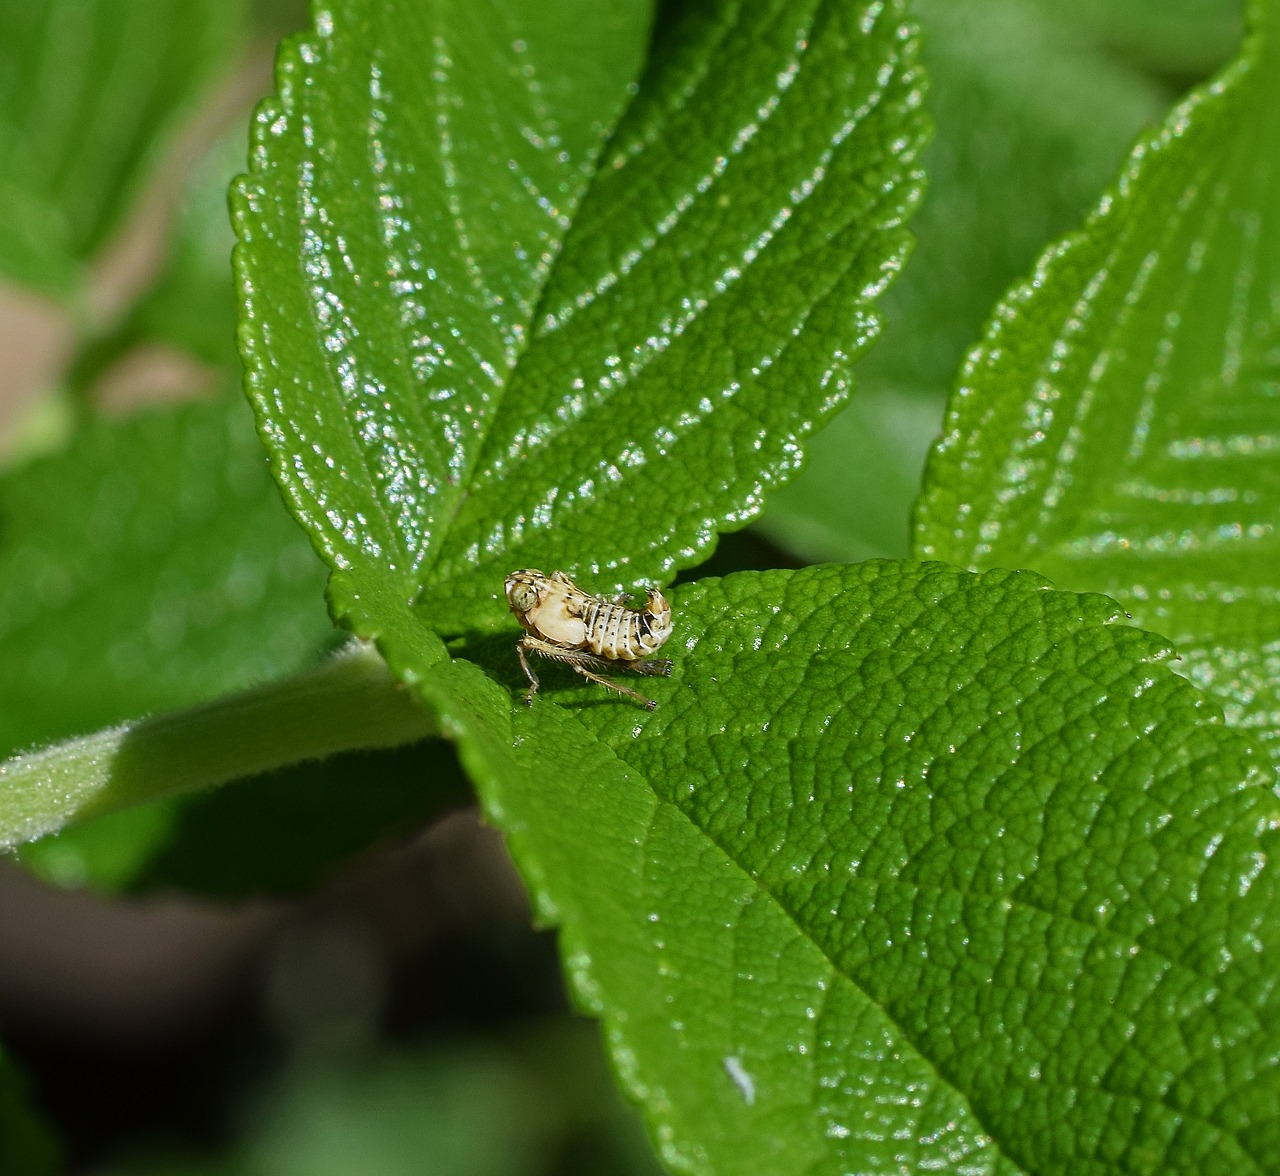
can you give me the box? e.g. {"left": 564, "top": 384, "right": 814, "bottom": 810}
{"left": 520, "top": 636, "right": 660, "bottom": 709}
{"left": 516, "top": 637, "right": 542, "bottom": 706}
{"left": 565, "top": 661, "right": 658, "bottom": 710}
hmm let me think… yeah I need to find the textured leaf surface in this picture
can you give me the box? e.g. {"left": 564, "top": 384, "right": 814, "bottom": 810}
{"left": 758, "top": 0, "right": 1175, "bottom": 563}
{"left": 0, "top": 394, "right": 332, "bottom": 760}
{"left": 0, "top": 0, "right": 243, "bottom": 296}
{"left": 399, "top": 562, "right": 1277, "bottom": 1174}
{"left": 233, "top": 0, "right": 927, "bottom": 632}
{"left": 916, "top": 0, "right": 1280, "bottom": 758}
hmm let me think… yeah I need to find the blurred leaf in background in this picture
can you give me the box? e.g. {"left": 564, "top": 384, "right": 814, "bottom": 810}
{"left": 1046, "top": 0, "right": 1243, "bottom": 78}
{"left": 0, "top": 0, "right": 368, "bottom": 893}
{"left": 97, "top": 129, "right": 249, "bottom": 382}
{"left": 0, "top": 396, "right": 331, "bottom": 759}
{"left": 0, "top": 0, "right": 246, "bottom": 301}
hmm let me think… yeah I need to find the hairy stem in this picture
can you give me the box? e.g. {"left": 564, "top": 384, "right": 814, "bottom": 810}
{"left": 0, "top": 640, "right": 438, "bottom": 850}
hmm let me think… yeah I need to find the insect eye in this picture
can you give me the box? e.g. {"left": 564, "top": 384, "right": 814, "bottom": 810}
{"left": 511, "top": 584, "right": 537, "bottom": 612}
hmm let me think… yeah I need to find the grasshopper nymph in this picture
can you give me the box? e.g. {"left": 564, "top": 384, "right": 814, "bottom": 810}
{"left": 504, "top": 569, "right": 674, "bottom": 709}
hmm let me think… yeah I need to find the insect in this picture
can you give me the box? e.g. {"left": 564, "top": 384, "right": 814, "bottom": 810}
{"left": 504, "top": 569, "right": 674, "bottom": 709}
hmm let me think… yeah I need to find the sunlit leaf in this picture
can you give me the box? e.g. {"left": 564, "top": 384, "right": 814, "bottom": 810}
{"left": 233, "top": 0, "right": 927, "bottom": 631}
{"left": 916, "top": 0, "right": 1280, "bottom": 760}
{"left": 399, "top": 562, "right": 1279, "bottom": 1173}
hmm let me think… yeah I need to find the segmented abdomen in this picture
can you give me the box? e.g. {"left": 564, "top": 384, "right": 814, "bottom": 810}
{"left": 583, "top": 597, "right": 670, "bottom": 661}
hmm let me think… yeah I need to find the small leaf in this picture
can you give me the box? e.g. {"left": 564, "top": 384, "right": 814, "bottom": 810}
{"left": 0, "top": 0, "right": 244, "bottom": 297}
{"left": 410, "top": 563, "right": 1277, "bottom": 1173}
{"left": 915, "top": 0, "right": 1280, "bottom": 758}
{"left": 233, "top": 0, "right": 927, "bottom": 632}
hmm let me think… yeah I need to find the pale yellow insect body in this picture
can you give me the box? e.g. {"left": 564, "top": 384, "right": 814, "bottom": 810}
{"left": 504, "top": 569, "right": 674, "bottom": 708}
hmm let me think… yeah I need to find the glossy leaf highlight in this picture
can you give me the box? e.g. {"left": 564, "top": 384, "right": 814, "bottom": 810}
{"left": 233, "top": 0, "right": 928, "bottom": 632}
{"left": 758, "top": 0, "right": 1175, "bottom": 563}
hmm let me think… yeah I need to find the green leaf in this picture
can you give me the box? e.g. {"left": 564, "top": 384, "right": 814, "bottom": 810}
{"left": 0, "top": 0, "right": 245, "bottom": 298}
{"left": 915, "top": 0, "right": 1280, "bottom": 760}
{"left": 404, "top": 563, "right": 1275, "bottom": 1173}
{"left": 13, "top": 676, "right": 470, "bottom": 903}
{"left": 758, "top": 0, "right": 1177, "bottom": 563}
{"left": 0, "top": 395, "right": 473, "bottom": 885}
{"left": 233, "top": 0, "right": 927, "bottom": 632}
{"left": 0, "top": 394, "right": 333, "bottom": 759}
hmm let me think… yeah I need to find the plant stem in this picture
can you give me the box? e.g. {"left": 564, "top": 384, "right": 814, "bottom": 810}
{"left": 0, "top": 640, "right": 438, "bottom": 850}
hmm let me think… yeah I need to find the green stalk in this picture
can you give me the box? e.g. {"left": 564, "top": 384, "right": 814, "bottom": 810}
{"left": 0, "top": 641, "right": 437, "bottom": 850}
